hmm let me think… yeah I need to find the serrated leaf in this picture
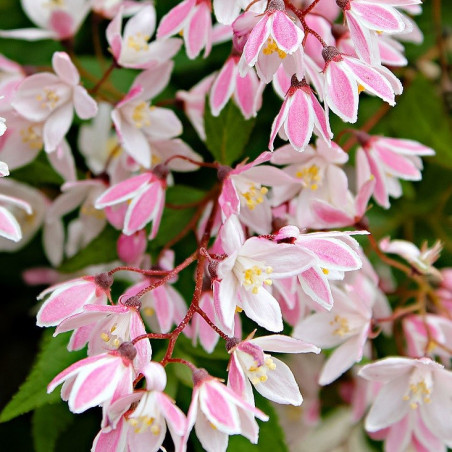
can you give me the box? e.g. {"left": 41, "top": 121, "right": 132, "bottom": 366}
{"left": 227, "top": 394, "right": 288, "bottom": 451}
{"left": 0, "top": 331, "right": 86, "bottom": 423}
{"left": 58, "top": 225, "right": 119, "bottom": 273}
{"left": 32, "top": 403, "right": 74, "bottom": 452}
{"left": 385, "top": 75, "right": 452, "bottom": 169}
{"left": 204, "top": 100, "right": 256, "bottom": 165}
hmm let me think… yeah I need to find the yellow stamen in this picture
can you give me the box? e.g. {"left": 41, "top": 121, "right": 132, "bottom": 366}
{"left": 295, "top": 164, "right": 321, "bottom": 190}
{"left": 262, "top": 38, "right": 287, "bottom": 59}
{"left": 127, "top": 33, "right": 150, "bottom": 51}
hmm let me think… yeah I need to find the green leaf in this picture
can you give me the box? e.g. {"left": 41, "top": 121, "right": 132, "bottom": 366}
{"left": 227, "top": 394, "right": 288, "bottom": 451}
{"left": 385, "top": 75, "right": 452, "bottom": 169}
{"left": 204, "top": 100, "right": 256, "bottom": 165}
{"left": 58, "top": 225, "right": 120, "bottom": 273}
{"left": 166, "top": 185, "right": 206, "bottom": 205}
{"left": 32, "top": 403, "right": 74, "bottom": 452}
{"left": 0, "top": 331, "right": 86, "bottom": 423}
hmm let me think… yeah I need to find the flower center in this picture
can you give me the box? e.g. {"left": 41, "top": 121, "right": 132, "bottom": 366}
{"left": 330, "top": 315, "right": 351, "bottom": 336}
{"left": 131, "top": 101, "right": 153, "bottom": 128}
{"left": 127, "top": 33, "right": 151, "bottom": 52}
{"left": 241, "top": 184, "right": 268, "bottom": 210}
{"left": 248, "top": 356, "right": 277, "bottom": 385}
{"left": 100, "top": 323, "right": 121, "bottom": 349}
{"left": 36, "top": 88, "right": 60, "bottom": 110}
{"left": 242, "top": 265, "right": 273, "bottom": 294}
{"left": 403, "top": 378, "right": 432, "bottom": 410}
{"left": 128, "top": 416, "right": 160, "bottom": 435}
{"left": 43, "top": 0, "right": 64, "bottom": 8}
{"left": 262, "top": 38, "right": 287, "bottom": 59}
{"left": 296, "top": 164, "right": 321, "bottom": 190}
{"left": 20, "top": 126, "right": 43, "bottom": 150}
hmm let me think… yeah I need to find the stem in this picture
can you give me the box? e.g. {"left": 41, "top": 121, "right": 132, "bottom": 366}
{"left": 133, "top": 252, "right": 197, "bottom": 299}
{"left": 194, "top": 305, "right": 229, "bottom": 340}
{"left": 301, "top": 0, "right": 322, "bottom": 16}
{"left": 108, "top": 266, "right": 170, "bottom": 276}
{"left": 164, "top": 154, "right": 219, "bottom": 169}
{"left": 166, "top": 358, "right": 198, "bottom": 371}
{"left": 90, "top": 61, "right": 116, "bottom": 95}
{"left": 132, "top": 332, "right": 172, "bottom": 344}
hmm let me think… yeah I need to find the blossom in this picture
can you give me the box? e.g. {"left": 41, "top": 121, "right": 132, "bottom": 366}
{"left": 237, "top": 0, "right": 304, "bottom": 83}
{"left": 111, "top": 62, "right": 182, "bottom": 168}
{"left": 209, "top": 54, "right": 263, "bottom": 119}
{"left": 213, "top": 0, "right": 265, "bottom": 25}
{"left": 95, "top": 170, "right": 166, "bottom": 238}
{"left": 47, "top": 342, "right": 137, "bottom": 414}
{"left": 380, "top": 237, "right": 443, "bottom": 278}
{"left": 0, "top": 0, "right": 91, "bottom": 41}
{"left": 182, "top": 368, "right": 269, "bottom": 452}
{"left": 214, "top": 215, "right": 313, "bottom": 333}
{"left": 36, "top": 273, "right": 113, "bottom": 327}
{"left": 107, "top": 5, "right": 181, "bottom": 69}
{"left": 322, "top": 46, "right": 397, "bottom": 123}
{"left": 157, "top": 0, "right": 213, "bottom": 60}
{"left": 11, "top": 52, "right": 97, "bottom": 152}
{"left": 191, "top": 291, "right": 220, "bottom": 353}
{"left": 228, "top": 334, "right": 320, "bottom": 405}
{"left": 356, "top": 135, "right": 434, "bottom": 208}
{"left": 359, "top": 357, "right": 452, "bottom": 445}
{"left": 269, "top": 76, "right": 332, "bottom": 152}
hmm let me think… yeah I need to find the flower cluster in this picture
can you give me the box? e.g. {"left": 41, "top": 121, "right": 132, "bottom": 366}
{"left": 1, "top": 1, "right": 451, "bottom": 452}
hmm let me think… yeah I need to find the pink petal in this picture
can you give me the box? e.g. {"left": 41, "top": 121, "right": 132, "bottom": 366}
{"left": 375, "top": 146, "right": 420, "bottom": 179}
{"left": 158, "top": 392, "right": 187, "bottom": 436}
{"left": 298, "top": 267, "right": 333, "bottom": 310}
{"left": 52, "top": 52, "right": 79, "bottom": 86}
{"left": 43, "top": 103, "right": 73, "bottom": 152}
{"left": 271, "top": 11, "right": 303, "bottom": 54}
{"left": 347, "top": 11, "right": 380, "bottom": 65}
{"left": 284, "top": 90, "right": 313, "bottom": 152}
{"left": 244, "top": 15, "right": 270, "bottom": 66}
{"left": 95, "top": 173, "right": 152, "bottom": 208}
{"left": 311, "top": 199, "right": 353, "bottom": 227}
{"left": 157, "top": 0, "right": 195, "bottom": 38}
{"left": 310, "top": 91, "right": 332, "bottom": 143}
{"left": 49, "top": 11, "right": 75, "bottom": 40}
{"left": 269, "top": 97, "right": 291, "bottom": 150}
{"left": 73, "top": 86, "right": 98, "bottom": 119}
{"left": 123, "top": 182, "right": 160, "bottom": 235}
{"left": 325, "top": 62, "right": 358, "bottom": 123}
{"left": 352, "top": 3, "right": 405, "bottom": 33}
{"left": 185, "top": 4, "right": 210, "bottom": 59}
{"left": 235, "top": 71, "right": 258, "bottom": 119}
{"left": 0, "top": 206, "right": 21, "bottom": 242}
{"left": 251, "top": 335, "right": 320, "bottom": 354}
{"left": 210, "top": 58, "right": 236, "bottom": 116}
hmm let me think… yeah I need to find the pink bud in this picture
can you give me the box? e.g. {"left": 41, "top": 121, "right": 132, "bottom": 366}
{"left": 117, "top": 230, "right": 147, "bottom": 264}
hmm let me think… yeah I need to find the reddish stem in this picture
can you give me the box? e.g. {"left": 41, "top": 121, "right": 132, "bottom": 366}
{"left": 108, "top": 266, "right": 170, "bottom": 276}
{"left": 166, "top": 358, "right": 198, "bottom": 371}
{"left": 164, "top": 154, "right": 219, "bottom": 169}
{"left": 90, "top": 61, "right": 116, "bottom": 95}
{"left": 194, "top": 305, "right": 229, "bottom": 340}
{"left": 132, "top": 332, "right": 172, "bottom": 344}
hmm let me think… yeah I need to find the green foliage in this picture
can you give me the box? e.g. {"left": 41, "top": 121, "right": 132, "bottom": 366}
{"left": 11, "top": 153, "right": 64, "bottom": 187}
{"left": 204, "top": 100, "right": 256, "bottom": 165}
{"left": 32, "top": 403, "right": 74, "bottom": 452}
{"left": 58, "top": 225, "right": 119, "bottom": 273}
{"left": 0, "top": 331, "right": 85, "bottom": 423}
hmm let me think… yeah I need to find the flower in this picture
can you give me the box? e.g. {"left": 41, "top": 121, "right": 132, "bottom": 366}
{"left": 107, "top": 5, "right": 181, "bottom": 69}
{"left": 182, "top": 368, "right": 269, "bottom": 452}
{"left": 11, "top": 52, "right": 97, "bottom": 152}
{"left": 359, "top": 357, "right": 452, "bottom": 445}
{"left": 228, "top": 333, "right": 320, "bottom": 405}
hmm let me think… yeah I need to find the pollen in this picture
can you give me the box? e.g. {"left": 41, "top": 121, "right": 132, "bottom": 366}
{"left": 262, "top": 38, "right": 287, "bottom": 59}
{"left": 144, "top": 307, "right": 155, "bottom": 316}
{"left": 132, "top": 101, "right": 152, "bottom": 128}
{"left": 128, "top": 416, "right": 157, "bottom": 434}
{"left": 101, "top": 332, "right": 110, "bottom": 342}
{"left": 127, "top": 33, "right": 151, "bottom": 52}
{"left": 36, "top": 88, "right": 60, "bottom": 110}
{"left": 296, "top": 164, "right": 321, "bottom": 190}
{"left": 404, "top": 379, "right": 432, "bottom": 409}
{"left": 330, "top": 315, "right": 350, "bottom": 337}
{"left": 247, "top": 355, "right": 276, "bottom": 385}
{"left": 20, "top": 126, "right": 43, "bottom": 151}
{"left": 43, "top": 0, "right": 64, "bottom": 8}
{"left": 241, "top": 184, "right": 268, "bottom": 210}
{"left": 358, "top": 84, "right": 366, "bottom": 94}
{"left": 243, "top": 265, "right": 273, "bottom": 294}
{"left": 235, "top": 306, "right": 243, "bottom": 313}
{"left": 322, "top": 268, "right": 329, "bottom": 275}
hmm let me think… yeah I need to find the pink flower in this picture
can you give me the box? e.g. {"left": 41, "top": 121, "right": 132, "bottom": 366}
{"left": 213, "top": 0, "right": 265, "bottom": 25}
{"left": 337, "top": 0, "right": 418, "bottom": 64}
{"left": 54, "top": 303, "right": 152, "bottom": 373}
{"left": 0, "top": 0, "right": 91, "bottom": 41}
{"left": 380, "top": 237, "right": 443, "bottom": 279}
{"left": 95, "top": 170, "right": 166, "bottom": 238}
{"left": 356, "top": 135, "right": 434, "bottom": 208}
{"left": 210, "top": 55, "right": 263, "bottom": 119}
{"left": 322, "top": 46, "right": 396, "bottom": 123}
{"left": 47, "top": 342, "right": 137, "bottom": 413}
{"left": 191, "top": 291, "right": 221, "bottom": 353}
{"left": 182, "top": 368, "right": 269, "bottom": 452}
{"left": 275, "top": 225, "right": 364, "bottom": 309}
{"left": 157, "top": 0, "right": 213, "bottom": 60}
{"left": 294, "top": 272, "right": 389, "bottom": 385}
{"left": 111, "top": 62, "right": 182, "bottom": 168}
{"left": 227, "top": 334, "right": 319, "bottom": 405}
{"left": 107, "top": 5, "right": 181, "bottom": 69}
{"left": 214, "top": 216, "right": 313, "bottom": 333}
{"left": 269, "top": 76, "right": 332, "bottom": 152}
{"left": 93, "top": 0, "right": 145, "bottom": 19}
{"left": 218, "top": 151, "right": 294, "bottom": 234}
{"left": 117, "top": 230, "right": 147, "bottom": 265}
{"left": 237, "top": 0, "right": 304, "bottom": 83}
{"left": 36, "top": 273, "right": 113, "bottom": 327}
{"left": 359, "top": 357, "right": 452, "bottom": 445}
{"left": 11, "top": 52, "right": 97, "bottom": 152}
